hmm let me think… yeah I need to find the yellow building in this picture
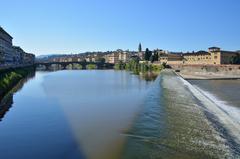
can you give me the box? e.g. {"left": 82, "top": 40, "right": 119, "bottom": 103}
{"left": 106, "top": 53, "right": 119, "bottom": 64}
{"left": 208, "top": 47, "right": 239, "bottom": 64}
{"left": 184, "top": 47, "right": 240, "bottom": 65}
{"left": 118, "top": 52, "right": 130, "bottom": 63}
{"left": 159, "top": 53, "right": 183, "bottom": 65}
{"left": 183, "top": 51, "right": 212, "bottom": 65}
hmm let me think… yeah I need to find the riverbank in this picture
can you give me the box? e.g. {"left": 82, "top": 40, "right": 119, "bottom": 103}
{"left": 0, "top": 66, "right": 35, "bottom": 99}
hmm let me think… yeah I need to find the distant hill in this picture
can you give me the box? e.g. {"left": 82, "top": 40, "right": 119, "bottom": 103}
{"left": 36, "top": 54, "right": 68, "bottom": 59}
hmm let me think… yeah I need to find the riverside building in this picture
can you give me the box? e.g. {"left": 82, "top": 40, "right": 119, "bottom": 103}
{"left": 0, "top": 26, "right": 14, "bottom": 65}
{"left": 158, "top": 51, "right": 184, "bottom": 65}
{"left": 158, "top": 47, "right": 240, "bottom": 65}
{"left": 0, "top": 26, "right": 35, "bottom": 67}
{"left": 183, "top": 47, "right": 240, "bottom": 65}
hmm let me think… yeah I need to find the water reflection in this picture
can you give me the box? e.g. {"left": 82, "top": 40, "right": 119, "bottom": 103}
{"left": 0, "top": 71, "right": 35, "bottom": 121}
{"left": 40, "top": 70, "right": 154, "bottom": 159}
{"left": 0, "top": 70, "right": 155, "bottom": 159}
{"left": 139, "top": 72, "right": 159, "bottom": 81}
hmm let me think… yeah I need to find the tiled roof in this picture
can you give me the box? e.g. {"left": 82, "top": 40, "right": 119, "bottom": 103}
{"left": 209, "top": 47, "right": 220, "bottom": 50}
{"left": 183, "top": 51, "right": 210, "bottom": 56}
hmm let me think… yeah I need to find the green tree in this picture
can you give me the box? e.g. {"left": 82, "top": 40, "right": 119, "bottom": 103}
{"left": 114, "top": 61, "right": 125, "bottom": 70}
{"left": 149, "top": 55, "right": 154, "bottom": 63}
{"left": 144, "top": 48, "right": 151, "bottom": 61}
{"left": 153, "top": 51, "right": 159, "bottom": 61}
{"left": 232, "top": 54, "right": 240, "bottom": 64}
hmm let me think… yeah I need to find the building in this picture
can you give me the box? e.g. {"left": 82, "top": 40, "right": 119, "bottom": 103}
{"left": 208, "top": 47, "right": 240, "bottom": 64}
{"left": 12, "top": 46, "right": 24, "bottom": 64}
{"left": 106, "top": 52, "right": 119, "bottom": 64}
{"left": 12, "top": 46, "right": 35, "bottom": 65}
{"left": 72, "top": 56, "right": 82, "bottom": 62}
{"left": 23, "top": 53, "right": 35, "bottom": 64}
{"left": 0, "top": 27, "right": 35, "bottom": 66}
{"left": 118, "top": 52, "right": 129, "bottom": 63}
{"left": 183, "top": 47, "right": 240, "bottom": 65}
{"left": 183, "top": 51, "right": 212, "bottom": 65}
{"left": 158, "top": 52, "right": 183, "bottom": 65}
{"left": 138, "top": 51, "right": 145, "bottom": 60}
{"left": 0, "top": 26, "right": 13, "bottom": 64}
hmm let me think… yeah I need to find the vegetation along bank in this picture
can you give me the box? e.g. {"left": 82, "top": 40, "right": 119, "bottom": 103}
{"left": 0, "top": 67, "right": 35, "bottom": 98}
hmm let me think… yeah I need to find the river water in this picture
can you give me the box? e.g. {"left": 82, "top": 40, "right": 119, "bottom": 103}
{"left": 189, "top": 79, "right": 240, "bottom": 124}
{"left": 0, "top": 70, "right": 239, "bottom": 159}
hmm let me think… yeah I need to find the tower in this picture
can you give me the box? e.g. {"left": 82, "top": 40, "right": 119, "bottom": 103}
{"left": 138, "top": 43, "right": 142, "bottom": 52}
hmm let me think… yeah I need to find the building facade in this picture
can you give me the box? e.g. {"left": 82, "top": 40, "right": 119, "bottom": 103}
{"left": 0, "top": 27, "right": 35, "bottom": 66}
{"left": 23, "top": 53, "right": 35, "bottom": 64}
{"left": 0, "top": 27, "right": 13, "bottom": 64}
{"left": 183, "top": 47, "right": 240, "bottom": 65}
{"left": 183, "top": 51, "right": 212, "bottom": 65}
{"left": 158, "top": 52, "right": 183, "bottom": 65}
{"left": 12, "top": 46, "right": 24, "bottom": 64}
{"left": 106, "top": 52, "right": 119, "bottom": 64}
{"left": 118, "top": 52, "right": 129, "bottom": 63}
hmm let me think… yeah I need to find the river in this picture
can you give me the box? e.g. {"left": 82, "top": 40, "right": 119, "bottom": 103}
{"left": 0, "top": 70, "right": 239, "bottom": 159}
{"left": 0, "top": 70, "right": 155, "bottom": 159}
{"left": 189, "top": 79, "right": 240, "bottom": 124}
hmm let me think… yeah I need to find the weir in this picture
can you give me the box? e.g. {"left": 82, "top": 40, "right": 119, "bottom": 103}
{"left": 122, "top": 69, "right": 240, "bottom": 158}
{"left": 178, "top": 73, "right": 240, "bottom": 136}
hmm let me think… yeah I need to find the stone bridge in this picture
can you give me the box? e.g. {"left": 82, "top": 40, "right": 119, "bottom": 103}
{"left": 35, "top": 61, "right": 114, "bottom": 69}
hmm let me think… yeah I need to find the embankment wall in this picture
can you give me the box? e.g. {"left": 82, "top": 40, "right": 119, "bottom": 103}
{"left": 170, "top": 64, "right": 240, "bottom": 76}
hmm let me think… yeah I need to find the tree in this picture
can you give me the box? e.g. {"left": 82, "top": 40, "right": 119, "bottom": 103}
{"left": 153, "top": 50, "right": 159, "bottom": 61}
{"left": 232, "top": 54, "right": 240, "bottom": 64}
{"left": 149, "top": 55, "right": 154, "bottom": 63}
{"left": 144, "top": 48, "right": 151, "bottom": 61}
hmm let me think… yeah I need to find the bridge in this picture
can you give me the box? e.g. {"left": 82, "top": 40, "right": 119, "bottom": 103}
{"left": 35, "top": 61, "right": 115, "bottom": 69}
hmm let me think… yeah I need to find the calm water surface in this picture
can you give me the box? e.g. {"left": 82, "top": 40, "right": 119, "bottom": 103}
{"left": 0, "top": 70, "right": 154, "bottom": 159}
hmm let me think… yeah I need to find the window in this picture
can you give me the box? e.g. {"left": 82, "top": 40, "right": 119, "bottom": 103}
{"left": 214, "top": 56, "right": 218, "bottom": 59}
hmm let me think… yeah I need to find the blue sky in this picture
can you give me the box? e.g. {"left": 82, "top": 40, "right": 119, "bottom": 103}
{"left": 1, "top": 0, "right": 240, "bottom": 55}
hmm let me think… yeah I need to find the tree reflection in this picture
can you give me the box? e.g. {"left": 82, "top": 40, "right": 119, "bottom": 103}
{"left": 0, "top": 71, "right": 35, "bottom": 121}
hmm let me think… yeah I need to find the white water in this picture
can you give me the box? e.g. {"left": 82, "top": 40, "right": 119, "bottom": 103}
{"left": 193, "top": 85, "right": 240, "bottom": 125}
{"left": 178, "top": 76, "right": 240, "bottom": 145}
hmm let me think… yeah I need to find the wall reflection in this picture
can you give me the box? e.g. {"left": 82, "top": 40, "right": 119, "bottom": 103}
{"left": 0, "top": 71, "right": 35, "bottom": 121}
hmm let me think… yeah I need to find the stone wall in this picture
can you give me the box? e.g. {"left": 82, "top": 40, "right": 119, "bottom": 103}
{"left": 171, "top": 64, "right": 240, "bottom": 76}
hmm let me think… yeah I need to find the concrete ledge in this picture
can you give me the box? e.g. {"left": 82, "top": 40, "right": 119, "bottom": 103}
{"left": 170, "top": 64, "right": 240, "bottom": 80}
{"left": 176, "top": 72, "right": 240, "bottom": 80}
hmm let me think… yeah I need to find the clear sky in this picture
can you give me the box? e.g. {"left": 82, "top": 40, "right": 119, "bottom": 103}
{"left": 1, "top": 0, "right": 240, "bottom": 55}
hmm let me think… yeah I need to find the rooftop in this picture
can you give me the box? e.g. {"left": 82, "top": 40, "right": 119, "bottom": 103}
{"left": 183, "top": 51, "right": 210, "bottom": 56}
{"left": 0, "top": 26, "right": 13, "bottom": 39}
